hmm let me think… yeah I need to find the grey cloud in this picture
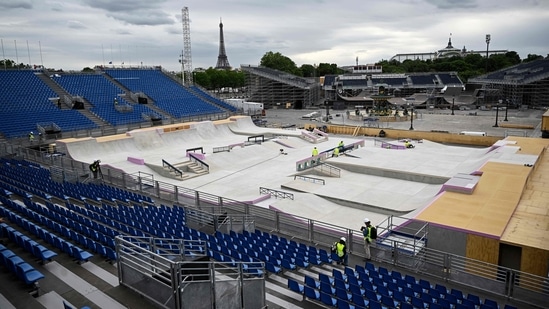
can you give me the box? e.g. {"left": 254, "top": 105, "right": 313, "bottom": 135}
{"left": 67, "top": 20, "right": 87, "bottom": 29}
{"left": 82, "top": 0, "right": 174, "bottom": 26}
{"left": 106, "top": 11, "right": 175, "bottom": 26}
{"left": 425, "top": 0, "right": 478, "bottom": 9}
{"left": 81, "top": 0, "right": 164, "bottom": 12}
{"left": 114, "top": 29, "right": 132, "bottom": 35}
{"left": 0, "top": 0, "right": 32, "bottom": 9}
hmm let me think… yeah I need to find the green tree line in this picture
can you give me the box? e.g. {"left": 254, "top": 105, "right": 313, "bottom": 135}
{"left": 191, "top": 51, "right": 543, "bottom": 90}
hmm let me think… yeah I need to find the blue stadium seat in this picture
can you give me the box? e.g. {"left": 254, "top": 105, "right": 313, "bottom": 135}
{"left": 71, "top": 246, "right": 93, "bottom": 264}
{"left": 265, "top": 261, "right": 281, "bottom": 274}
{"left": 15, "top": 262, "right": 44, "bottom": 286}
{"left": 31, "top": 244, "right": 57, "bottom": 264}
{"left": 304, "top": 286, "right": 320, "bottom": 300}
{"left": 320, "top": 291, "right": 337, "bottom": 307}
{"left": 287, "top": 278, "right": 304, "bottom": 294}
{"left": 368, "top": 300, "right": 382, "bottom": 309}
{"left": 304, "top": 275, "right": 320, "bottom": 289}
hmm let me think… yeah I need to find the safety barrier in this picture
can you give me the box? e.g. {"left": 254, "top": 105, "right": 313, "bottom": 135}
{"left": 116, "top": 236, "right": 265, "bottom": 309}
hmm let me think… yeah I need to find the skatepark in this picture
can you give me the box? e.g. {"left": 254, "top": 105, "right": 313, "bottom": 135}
{"left": 55, "top": 109, "right": 548, "bottom": 233}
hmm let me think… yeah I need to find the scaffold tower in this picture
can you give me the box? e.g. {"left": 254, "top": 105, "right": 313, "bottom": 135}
{"left": 181, "top": 7, "right": 193, "bottom": 85}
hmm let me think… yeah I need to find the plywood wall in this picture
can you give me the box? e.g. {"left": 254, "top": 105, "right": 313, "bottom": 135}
{"left": 521, "top": 246, "right": 549, "bottom": 277}
{"left": 465, "top": 234, "right": 500, "bottom": 279}
{"left": 467, "top": 234, "right": 500, "bottom": 263}
{"left": 327, "top": 125, "right": 500, "bottom": 146}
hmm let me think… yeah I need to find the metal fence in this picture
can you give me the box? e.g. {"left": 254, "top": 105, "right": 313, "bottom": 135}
{"left": 116, "top": 236, "right": 265, "bottom": 309}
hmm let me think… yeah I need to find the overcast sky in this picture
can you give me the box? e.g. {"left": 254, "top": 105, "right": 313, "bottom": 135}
{"left": 0, "top": 0, "right": 547, "bottom": 72}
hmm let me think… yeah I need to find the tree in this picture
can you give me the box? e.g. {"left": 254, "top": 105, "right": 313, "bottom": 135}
{"left": 193, "top": 71, "right": 211, "bottom": 89}
{"left": 259, "top": 51, "right": 299, "bottom": 75}
{"left": 300, "top": 64, "right": 316, "bottom": 77}
{"left": 193, "top": 68, "right": 245, "bottom": 91}
{"left": 0, "top": 59, "right": 15, "bottom": 68}
{"left": 316, "top": 63, "right": 344, "bottom": 75}
{"left": 523, "top": 54, "right": 544, "bottom": 63}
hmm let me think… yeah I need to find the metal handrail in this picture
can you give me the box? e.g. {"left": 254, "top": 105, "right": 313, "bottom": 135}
{"left": 161, "top": 159, "right": 183, "bottom": 178}
{"left": 188, "top": 152, "right": 209, "bottom": 172}
{"left": 259, "top": 187, "right": 294, "bottom": 200}
{"left": 313, "top": 163, "right": 341, "bottom": 177}
{"left": 293, "top": 175, "right": 325, "bottom": 185}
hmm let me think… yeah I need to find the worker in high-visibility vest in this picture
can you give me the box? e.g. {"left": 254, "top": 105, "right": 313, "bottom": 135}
{"left": 332, "top": 237, "right": 348, "bottom": 266}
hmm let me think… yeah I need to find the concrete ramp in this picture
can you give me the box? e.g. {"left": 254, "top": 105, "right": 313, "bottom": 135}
{"left": 227, "top": 116, "right": 306, "bottom": 137}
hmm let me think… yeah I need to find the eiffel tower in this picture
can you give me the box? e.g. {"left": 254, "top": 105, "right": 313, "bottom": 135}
{"left": 215, "top": 18, "right": 231, "bottom": 70}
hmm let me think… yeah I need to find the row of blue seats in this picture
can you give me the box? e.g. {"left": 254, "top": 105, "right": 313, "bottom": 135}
{"left": 1, "top": 223, "right": 57, "bottom": 264}
{"left": 64, "top": 200, "right": 203, "bottom": 259}
{"left": 207, "top": 247, "right": 264, "bottom": 276}
{"left": 222, "top": 230, "right": 328, "bottom": 260}
{"left": 209, "top": 234, "right": 304, "bottom": 273}
{"left": 294, "top": 262, "right": 515, "bottom": 309}
{"left": 215, "top": 230, "right": 333, "bottom": 271}
{"left": 82, "top": 202, "right": 186, "bottom": 222}
{"left": 105, "top": 69, "right": 223, "bottom": 118}
{"left": 0, "top": 243, "right": 45, "bottom": 288}
{"left": 0, "top": 203, "right": 94, "bottom": 264}
{"left": 69, "top": 202, "right": 189, "bottom": 241}
{"left": 0, "top": 71, "right": 98, "bottom": 138}
{"left": 52, "top": 74, "right": 158, "bottom": 126}
{"left": 190, "top": 86, "right": 238, "bottom": 112}
{"left": 0, "top": 159, "right": 154, "bottom": 205}
{"left": 23, "top": 199, "right": 117, "bottom": 248}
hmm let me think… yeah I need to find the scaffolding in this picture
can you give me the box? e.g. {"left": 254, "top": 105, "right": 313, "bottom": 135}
{"left": 181, "top": 7, "right": 193, "bottom": 86}
{"left": 241, "top": 65, "right": 321, "bottom": 109}
{"left": 469, "top": 59, "right": 549, "bottom": 108}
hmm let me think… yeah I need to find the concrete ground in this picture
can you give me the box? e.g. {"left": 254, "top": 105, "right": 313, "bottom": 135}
{"left": 262, "top": 107, "right": 545, "bottom": 138}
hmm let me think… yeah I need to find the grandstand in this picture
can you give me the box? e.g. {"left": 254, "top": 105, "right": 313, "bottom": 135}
{"left": 240, "top": 65, "right": 322, "bottom": 109}
{"left": 324, "top": 59, "right": 549, "bottom": 111}
{"left": 469, "top": 57, "right": 549, "bottom": 108}
{"left": 0, "top": 71, "right": 98, "bottom": 139}
{"left": 0, "top": 67, "right": 233, "bottom": 141}
{"left": 0, "top": 66, "right": 548, "bottom": 309}
{"left": 325, "top": 72, "right": 467, "bottom": 108}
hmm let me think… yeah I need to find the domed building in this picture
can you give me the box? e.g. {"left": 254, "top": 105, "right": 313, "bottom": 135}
{"left": 390, "top": 34, "right": 508, "bottom": 62}
{"left": 435, "top": 36, "right": 463, "bottom": 58}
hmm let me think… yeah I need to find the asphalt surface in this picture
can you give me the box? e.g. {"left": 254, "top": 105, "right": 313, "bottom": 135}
{"left": 261, "top": 107, "right": 545, "bottom": 138}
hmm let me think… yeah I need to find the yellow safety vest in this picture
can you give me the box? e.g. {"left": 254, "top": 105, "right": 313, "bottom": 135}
{"left": 335, "top": 242, "right": 345, "bottom": 257}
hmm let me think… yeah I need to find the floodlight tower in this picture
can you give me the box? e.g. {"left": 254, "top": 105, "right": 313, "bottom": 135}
{"left": 181, "top": 7, "right": 193, "bottom": 85}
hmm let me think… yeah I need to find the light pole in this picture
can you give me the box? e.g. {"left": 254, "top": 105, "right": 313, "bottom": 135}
{"left": 408, "top": 99, "right": 415, "bottom": 130}
{"left": 451, "top": 95, "right": 455, "bottom": 115}
{"left": 178, "top": 52, "right": 184, "bottom": 86}
{"left": 493, "top": 99, "right": 501, "bottom": 127}
{"left": 504, "top": 99, "right": 509, "bottom": 121}
{"left": 485, "top": 34, "right": 491, "bottom": 73}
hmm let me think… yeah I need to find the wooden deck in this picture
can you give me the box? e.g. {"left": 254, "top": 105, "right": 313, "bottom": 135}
{"left": 416, "top": 137, "right": 549, "bottom": 247}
